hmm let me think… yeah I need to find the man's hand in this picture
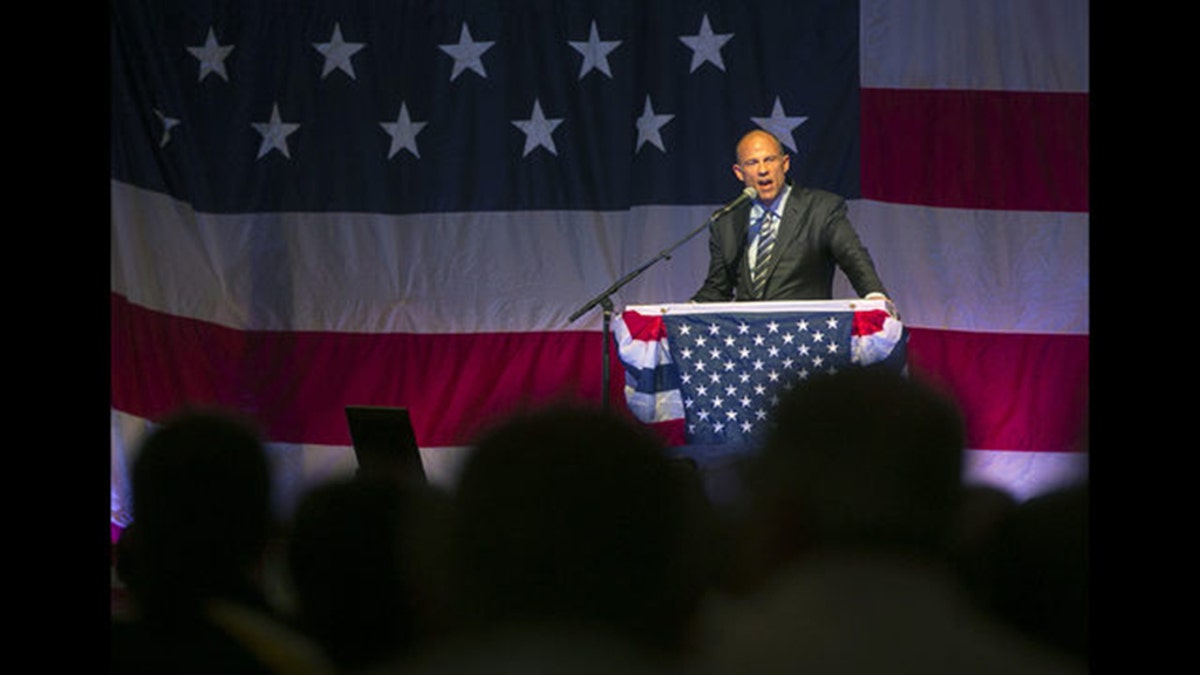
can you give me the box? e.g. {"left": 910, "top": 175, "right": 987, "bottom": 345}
{"left": 865, "top": 292, "right": 899, "bottom": 320}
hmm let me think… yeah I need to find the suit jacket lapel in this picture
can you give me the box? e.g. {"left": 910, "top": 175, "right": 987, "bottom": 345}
{"left": 730, "top": 204, "right": 754, "bottom": 297}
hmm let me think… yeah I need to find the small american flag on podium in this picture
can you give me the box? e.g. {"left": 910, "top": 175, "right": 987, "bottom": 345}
{"left": 615, "top": 301, "right": 904, "bottom": 446}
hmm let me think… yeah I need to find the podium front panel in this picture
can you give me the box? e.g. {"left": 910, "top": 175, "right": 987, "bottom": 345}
{"left": 614, "top": 299, "right": 905, "bottom": 447}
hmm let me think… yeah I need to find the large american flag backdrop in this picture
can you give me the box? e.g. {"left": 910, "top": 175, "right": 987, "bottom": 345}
{"left": 111, "top": 0, "right": 1088, "bottom": 527}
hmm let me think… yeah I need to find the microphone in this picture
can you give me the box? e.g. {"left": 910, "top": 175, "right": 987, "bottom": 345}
{"left": 710, "top": 186, "right": 757, "bottom": 220}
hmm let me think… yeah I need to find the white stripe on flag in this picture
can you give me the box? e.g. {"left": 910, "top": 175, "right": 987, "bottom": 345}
{"left": 860, "top": 0, "right": 1089, "bottom": 92}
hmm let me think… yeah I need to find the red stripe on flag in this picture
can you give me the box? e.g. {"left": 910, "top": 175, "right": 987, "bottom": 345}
{"left": 860, "top": 88, "right": 1089, "bottom": 212}
{"left": 111, "top": 294, "right": 606, "bottom": 447}
{"left": 851, "top": 309, "right": 889, "bottom": 336}
{"left": 620, "top": 310, "right": 668, "bottom": 341}
{"left": 113, "top": 295, "right": 1087, "bottom": 453}
{"left": 906, "top": 327, "right": 1088, "bottom": 454}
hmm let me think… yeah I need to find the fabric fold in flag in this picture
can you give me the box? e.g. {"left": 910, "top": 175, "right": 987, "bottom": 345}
{"left": 612, "top": 310, "right": 685, "bottom": 425}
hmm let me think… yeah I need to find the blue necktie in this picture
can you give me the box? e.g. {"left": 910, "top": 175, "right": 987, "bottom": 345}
{"left": 751, "top": 211, "right": 776, "bottom": 298}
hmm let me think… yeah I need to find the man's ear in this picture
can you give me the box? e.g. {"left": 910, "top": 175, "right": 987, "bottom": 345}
{"left": 732, "top": 163, "right": 744, "bottom": 183}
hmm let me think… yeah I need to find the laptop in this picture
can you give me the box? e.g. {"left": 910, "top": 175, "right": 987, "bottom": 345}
{"left": 344, "top": 406, "right": 426, "bottom": 484}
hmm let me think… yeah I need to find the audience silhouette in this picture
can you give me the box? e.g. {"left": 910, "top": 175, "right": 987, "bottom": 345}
{"left": 111, "top": 408, "right": 333, "bottom": 674}
{"left": 111, "top": 378, "right": 1088, "bottom": 674}
{"left": 404, "top": 406, "right": 715, "bottom": 673}
{"left": 948, "top": 482, "right": 1020, "bottom": 593}
{"left": 965, "top": 481, "right": 1089, "bottom": 662}
{"left": 694, "top": 366, "right": 1085, "bottom": 674}
{"left": 285, "top": 475, "right": 453, "bottom": 672}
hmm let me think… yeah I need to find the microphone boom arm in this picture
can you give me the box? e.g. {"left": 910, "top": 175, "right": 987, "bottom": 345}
{"left": 568, "top": 187, "right": 755, "bottom": 323}
{"left": 567, "top": 188, "right": 755, "bottom": 410}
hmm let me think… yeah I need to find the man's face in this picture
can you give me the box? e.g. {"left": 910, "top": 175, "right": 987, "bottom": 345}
{"left": 732, "top": 132, "right": 790, "bottom": 204}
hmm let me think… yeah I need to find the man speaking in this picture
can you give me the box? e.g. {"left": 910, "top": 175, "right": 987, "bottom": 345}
{"left": 692, "top": 129, "right": 891, "bottom": 306}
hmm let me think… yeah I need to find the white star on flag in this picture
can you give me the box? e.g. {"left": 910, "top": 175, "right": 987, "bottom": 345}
{"left": 512, "top": 99, "right": 564, "bottom": 157}
{"left": 679, "top": 14, "right": 733, "bottom": 73}
{"left": 154, "top": 109, "right": 180, "bottom": 148}
{"left": 313, "top": 23, "right": 365, "bottom": 80}
{"left": 252, "top": 103, "right": 300, "bottom": 159}
{"left": 752, "top": 96, "right": 808, "bottom": 154}
{"left": 380, "top": 102, "right": 427, "bottom": 159}
{"left": 569, "top": 20, "right": 622, "bottom": 79}
{"left": 635, "top": 95, "right": 674, "bottom": 152}
{"left": 439, "top": 23, "right": 495, "bottom": 81}
{"left": 187, "top": 27, "right": 234, "bottom": 82}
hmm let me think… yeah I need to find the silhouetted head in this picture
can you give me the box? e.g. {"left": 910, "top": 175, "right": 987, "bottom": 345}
{"left": 451, "top": 406, "right": 710, "bottom": 655}
{"left": 975, "top": 482, "right": 1089, "bottom": 660}
{"left": 287, "top": 476, "right": 452, "bottom": 669}
{"left": 130, "top": 408, "right": 272, "bottom": 613}
{"left": 747, "top": 366, "right": 966, "bottom": 558}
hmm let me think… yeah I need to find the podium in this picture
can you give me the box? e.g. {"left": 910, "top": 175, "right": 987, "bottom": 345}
{"left": 613, "top": 299, "right": 905, "bottom": 448}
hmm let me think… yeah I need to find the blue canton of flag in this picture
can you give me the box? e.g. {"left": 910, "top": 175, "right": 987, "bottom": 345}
{"left": 665, "top": 311, "right": 855, "bottom": 445}
{"left": 111, "top": 1, "right": 860, "bottom": 215}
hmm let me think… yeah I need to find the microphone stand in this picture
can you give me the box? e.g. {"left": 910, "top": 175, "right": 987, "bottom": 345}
{"left": 568, "top": 208, "right": 729, "bottom": 412}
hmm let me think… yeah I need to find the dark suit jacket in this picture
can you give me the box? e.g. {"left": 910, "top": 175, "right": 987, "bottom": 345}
{"left": 692, "top": 185, "right": 887, "bottom": 302}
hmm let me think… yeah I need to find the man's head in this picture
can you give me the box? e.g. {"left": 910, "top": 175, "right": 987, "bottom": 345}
{"left": 130, "top": 408, "right": 273, "bottom": 610}
{"left": 746, "top": 367, "right": 966, "bottom": 558}
{"left": 733, "top": 130, "right": 791, "bottom": 204}
{"left": 450, "top": 407, "right": 711, "bottom": 653}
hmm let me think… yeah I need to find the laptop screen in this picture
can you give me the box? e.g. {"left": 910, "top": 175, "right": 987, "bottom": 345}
{"left": 344, "top": 406, "right": 426, "bottom": 484}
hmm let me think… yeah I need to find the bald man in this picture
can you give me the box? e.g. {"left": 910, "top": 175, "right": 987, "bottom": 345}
{"left": 692, "top": 130, "right": 891, "bottom": 305}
